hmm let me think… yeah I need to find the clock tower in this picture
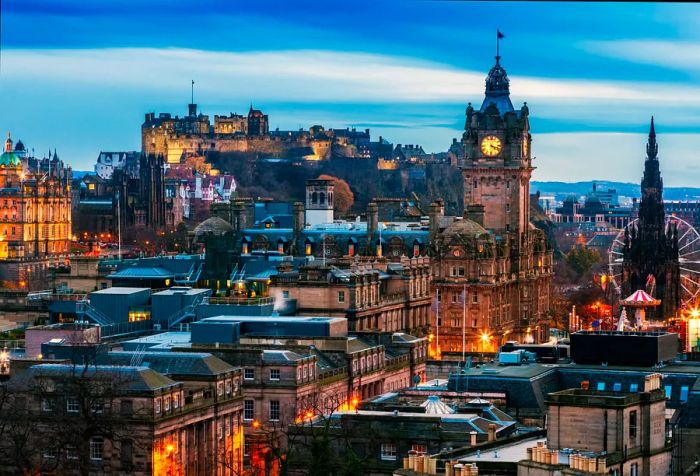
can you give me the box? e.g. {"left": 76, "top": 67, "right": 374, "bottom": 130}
{"left": 462, "top": 54, "right": 532, "bottom": 243}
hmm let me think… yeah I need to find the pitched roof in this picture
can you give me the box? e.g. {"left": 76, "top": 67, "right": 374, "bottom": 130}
{"left": 108, "top": 351, "right": 235, "bottom": 377}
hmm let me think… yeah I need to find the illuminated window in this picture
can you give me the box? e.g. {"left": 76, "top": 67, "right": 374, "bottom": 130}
{"left": 596, "top": 382, "right": 605, "bottom": 391}
{"left": 305, "top": 243, "right": 312, "bottom": 255}
{"left": 665, "top": 385, "right": 672, "bottom": 399}
{"left": 411, "top": 444, "right": 427, "bottom": 454}
{"left": 630, "top": 383, "right": 639, "bottom": 392}
{"left": 88, "top": 183, "right": 95, "bottom": 191}
{"left": 681, "top": 386, "right": 690, "bottom": 402}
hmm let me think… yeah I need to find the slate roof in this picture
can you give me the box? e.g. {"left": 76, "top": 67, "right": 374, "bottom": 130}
{"left": 20, "top": 364, "right": 178, "bottom": 393}
{"left": 107, "top": 351, "right": 235, "bottom": 377}
{"left": 108, "top": 266, "right": 175, "bottom": 279}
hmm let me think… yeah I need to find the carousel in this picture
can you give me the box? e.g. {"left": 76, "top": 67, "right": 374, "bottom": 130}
{"left": 618, "top": 289, "right": 661, "bottom": 331}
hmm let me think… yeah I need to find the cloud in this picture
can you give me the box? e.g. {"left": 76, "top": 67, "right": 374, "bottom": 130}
{"left": 4, "top": 47, "right": 700, "bottom": 107}
{"left": 583, "top": 39, "right": 700, "bottom": 74}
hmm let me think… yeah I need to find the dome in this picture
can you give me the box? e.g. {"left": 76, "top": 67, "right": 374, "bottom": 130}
{"left": 0, "top": 151, "right": 21, "bottom": 168}
{"left": 442, "top": 218, "right": 489, "bottom": 240}
{"left": 14, "top": 139, "right": 25, "bottom": 152}
{"left": 193, "top": 216, "right": 234, "bottom": 240}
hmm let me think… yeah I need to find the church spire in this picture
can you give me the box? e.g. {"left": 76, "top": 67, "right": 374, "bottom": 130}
{"left": 647, "top": 116, "right": 658, "bottom": 160}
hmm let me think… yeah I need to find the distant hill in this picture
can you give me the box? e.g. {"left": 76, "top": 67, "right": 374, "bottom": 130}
{"left": 532, "top": 181, "right": 700, "bottom": 201}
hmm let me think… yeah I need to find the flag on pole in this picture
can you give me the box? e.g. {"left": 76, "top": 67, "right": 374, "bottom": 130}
{"left": 497, "top": 30, "right": 505, "bottom": 39}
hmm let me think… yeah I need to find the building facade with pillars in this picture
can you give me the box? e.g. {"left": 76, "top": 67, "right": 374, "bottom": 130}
{"left": 271, "top": 256, "right": 432, "bottom": 334}
{"left": 429, "top": 54, "right": 554, "bottom": 354}
{"left": 0, "top": 134, "right": 72, "bottom": 289}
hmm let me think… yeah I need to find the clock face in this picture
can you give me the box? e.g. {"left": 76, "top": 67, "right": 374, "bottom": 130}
{"left": 481, "top": 136, "right": 502, "bottom": 157}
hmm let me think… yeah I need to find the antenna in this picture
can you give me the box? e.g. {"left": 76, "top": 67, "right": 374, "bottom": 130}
{"left": 191, "top": 80, "right": 195, "bottom": 104}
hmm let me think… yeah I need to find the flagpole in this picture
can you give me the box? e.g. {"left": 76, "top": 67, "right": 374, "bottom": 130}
{"left": 436, "top": 289, "right": 440, "bottom": 360}
{"left": 496, "top": 30, "right": 499, "bottom": 58}
{"left": 462, "top": 283, "right": 467, "bottom": 362}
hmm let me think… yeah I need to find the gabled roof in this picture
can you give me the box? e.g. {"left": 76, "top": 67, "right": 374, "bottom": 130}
{"left": 108, "top": 351, "right": 235, "bottom": 377}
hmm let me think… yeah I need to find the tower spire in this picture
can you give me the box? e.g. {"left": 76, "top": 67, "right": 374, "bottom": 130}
{"left": 647, "top": 116, "right": 658, "bottom": 160}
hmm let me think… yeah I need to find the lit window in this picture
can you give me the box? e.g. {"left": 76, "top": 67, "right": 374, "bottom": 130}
{"left": 596, "top": 382, "right": 605, "bottom": 391}
{"left": 681, "top": 386, "right": 690, "bottom": 402}
{"left": 380, "top": 443, "right": 397, "bottom": 461}
{"left": 217, "top": 382, "right": 224, "bottom": 396}
{"left": 613, "top": 383, "right": 622, "bottom": 392}
{"left": 225, "top": 380, "right": 232, "bottom": 395}
{"left": 164, "top": 396, "right": 171, "bottom": 412}
{"left": 270, "top": 369, "right": 280, "bottom": 381}
{"left": 664, "top": 385, "right": 672, "bottom": 399}
{"left": 154, "top": 398, "right": 161, "bottom": 414}
{"left": 173, "top": 393, "right": 180, "bottom": 409}
{"left": 411, "top": 444, "right": 427, "bottom": 454}
{"left": 630, "top": 383, "right": 639, "bottom": 392}
{"left": 90, "top": 438, "right": 104, "bottom": 461}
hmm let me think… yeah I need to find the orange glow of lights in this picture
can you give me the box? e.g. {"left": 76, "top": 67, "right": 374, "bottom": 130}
{"left": 252, "top": 420, "right": 261, "bottom": 429}
{"left": 166, "top": 444, "right": 174, "bottom": 454}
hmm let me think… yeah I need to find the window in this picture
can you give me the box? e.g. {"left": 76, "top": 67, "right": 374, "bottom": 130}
{"left": 217, "top": 382, "right": 224, "bottom": 396}
{"left": 613, "top": 383, "right": 622, "bottom": 392}
{"left": 629, "top": 410, "right": 638, "bottom": 439}
{"left": 66, "top": 397, "right": 79, "bottom": 413}
{"left": 244, "top": 399, "right": 255, "bottom": 420}
{"left": 164, "top": 396, "right": 171, "bottom": 412}
{"left": 380, "top": 443, "right": 397, "bottom": 461}
{"left": 303, "top": 366, "right": 308, "bottom": 378}
{"left": 270, "top": 369, "right": 281, "bottom": 381}
{"left": 41, "top": 397, "right": 55, "bottom": 412}
{"left": 226, "top": 417, "right": 231, "bottom": 436}
{"left": 244, "top": 441, "right": 250, "bottom": 456}
{"left": 282, "top": 290, "right": 289, "bottom": 299}
{"left": 66, "top": 446, "right": 78, "bottom": 460}
{"left": 630, "top": 383, "right": 639, "bottom": 393}
{"left": 631, "top": 463, "right": 638, "bottom": 476}
{"left": 472, "top": 293, "right": 478, "bottom": 304}
{"left": 225, "top": 380, "right": 232, "bottom": 395}
{"left": 338, "top": 291, "right": 345, "bottom": 303}
{"left": 121, "top": 399, "right": 133, "bottom": 416}
{"left": 596, "top": 382, "right": 606, "bottom": 391}
{"left": 90, "top": 438, "right": 104, "bottom": 461}
{"left": 681, "top": 386, "right": 690, "bottom": 403}
{"left": 664, "top": 385, "right": 672, "bottom": 399}
{"left": 154, "top": 398, "right": 162, "bottom": 414}
{"left": 270, "top": 400, "right": 280, "bottom": 421}
{"left": 120, "top": 439, "right": 133, "bottom": 467}
{"left": 218, "top": 421, "right": 223, "bottom": 440}
{"left": 173, "top": 393, "right": 180, "bottom": 409}
{"left": 43, "top": 448, "right": 58, "bottom": 459}
{"left": 244, "top": 368, "right": 255, "bottom": 380}
{"left": 411, "top": 444, "right": 427, "bottom": 454}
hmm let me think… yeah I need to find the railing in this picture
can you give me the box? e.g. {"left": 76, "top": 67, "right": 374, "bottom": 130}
{"left": 203, "top": 296, "right": 275, "bottom": 306}
{"left": 100, "top": 320, "right": 154, "bottom": 338}
{"left": 165, "top": 294, "right": 207, "bottom": 329}
{"left": 0, "top": 340, "right": 25, "bottom": 350}
{"left": 75, "top": 300, "right": 112, "bottom": 326}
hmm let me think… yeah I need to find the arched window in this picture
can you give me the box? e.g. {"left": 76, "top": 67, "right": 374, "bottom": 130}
{"left": 319, "top": 192, "right": 326, "bottom": 205}
{"left": 311, "top": 192, "right": 318, "bottom": 204}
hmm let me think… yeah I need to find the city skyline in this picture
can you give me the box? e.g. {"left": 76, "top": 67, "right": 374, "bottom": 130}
{"left": 2, "top": 1, "right": 700, "bottom": 184}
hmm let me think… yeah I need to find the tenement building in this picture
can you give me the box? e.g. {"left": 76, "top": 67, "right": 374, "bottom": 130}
{"left": 0, "top": 134, "right": 72, "bottom": 289}
{"left": 429, "top": 54, "right": 553, "bottom": 353}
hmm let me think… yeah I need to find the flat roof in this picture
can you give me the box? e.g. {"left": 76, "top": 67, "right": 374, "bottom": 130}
{"left": 459, "top": 437, "right": 546, "bottom": 463}
{"left": 91, "top": 287, "right": 151, "bottom": 295}
{"left": 152, "top": 287, "right": 210, "bottom": 296}
{"left": 200, "top": 315, "right": 345, "bottom": 324}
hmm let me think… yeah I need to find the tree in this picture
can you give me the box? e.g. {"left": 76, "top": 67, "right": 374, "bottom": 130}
{"left": 317, "top": 175, "right": 354, "bottom": 214}
{"left": 565, "top": 245, "right": 601, "bottom": 278}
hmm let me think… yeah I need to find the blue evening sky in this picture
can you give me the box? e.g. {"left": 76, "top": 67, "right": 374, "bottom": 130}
{"left": 1, "top": 1, "right": 699, "bottom": 184}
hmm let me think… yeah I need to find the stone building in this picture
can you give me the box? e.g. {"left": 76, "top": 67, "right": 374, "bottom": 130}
{"left": 271, "top": 257, "right": 432, "bottom": 334}
{"left": 142, "top": 103, "right": 379, "bottom": 163}
{"left": 429, "top": 54, "right": 554, "bottom": 353}
{"left": 621, "top": 118, "right": 680, "bottom": 321}
{"left": 519, "top": 374, "right": 672, "bottom": 476}
{"left": 0, "top": 134, "right": 72, "bottom": 289}
{"left": 0, "top": 352, "right": 245, "bottom": 476}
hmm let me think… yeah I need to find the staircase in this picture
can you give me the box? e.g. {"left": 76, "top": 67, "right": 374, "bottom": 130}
{"left": 166, "top": 294, "right": 206, "bottom": 329}
{"left": 75, "top": 300, "right": 112, "bottom": 326}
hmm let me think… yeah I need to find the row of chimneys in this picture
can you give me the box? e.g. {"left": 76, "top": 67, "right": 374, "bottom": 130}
{"left": 528, "top": 441, "right": 607, "bottom": 473}
{"left": 402, "top": 454, "right": 479, "bottom": 476}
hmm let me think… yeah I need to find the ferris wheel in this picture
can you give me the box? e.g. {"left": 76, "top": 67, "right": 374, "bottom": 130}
{"left": 608, "top": 216, "right": 700, "bottom": 309}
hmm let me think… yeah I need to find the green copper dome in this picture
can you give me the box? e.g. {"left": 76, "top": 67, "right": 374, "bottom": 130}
{"left": 0, "top": 150, "right": 21, "bottom": 167}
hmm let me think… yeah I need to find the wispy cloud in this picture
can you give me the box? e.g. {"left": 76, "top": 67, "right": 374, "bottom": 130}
{"left": 583, "top": 39, "right": 700, "bottom": 74}
{"left": 5, "top": 47, "right": 700, "bottom": 107}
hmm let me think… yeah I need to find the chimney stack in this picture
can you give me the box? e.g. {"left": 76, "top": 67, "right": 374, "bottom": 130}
{"left": 465, "top": 204, "right": 485, "bottom": 227}
{"left": 367, "top": 202, "right": 379, "bottom": 237}
{"left": 487, "top": 424, "right": 497, "bottom": 442}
